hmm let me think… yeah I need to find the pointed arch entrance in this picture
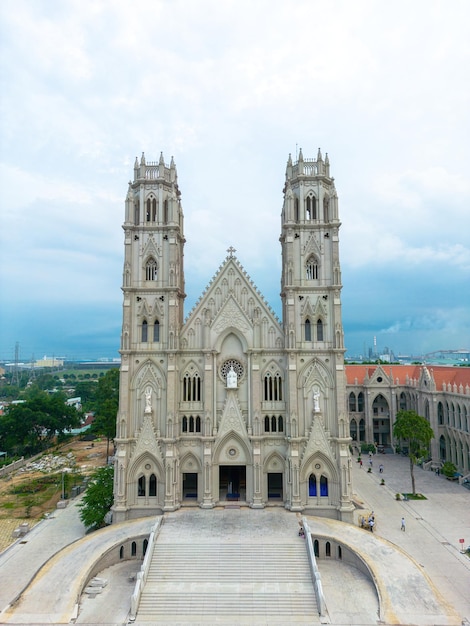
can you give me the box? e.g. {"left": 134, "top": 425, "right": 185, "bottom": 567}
{"left": 180, "top": 453, "right": 201, "bottom": 502}
{"left": 219, "top": 465, "right": 246, "bottom": 501}
{"left": 265, "top": 451, "right": 285, "bottom": 503}
{"left": 372, "top": 393, "right": 391, "bottom": 446}
{"left": 213, "top": 431, "right": 252, "bottom": 504}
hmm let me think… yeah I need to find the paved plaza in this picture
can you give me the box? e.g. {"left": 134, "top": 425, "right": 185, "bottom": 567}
{"left": 0, "top": 453, "right": 468, "bottom": 624}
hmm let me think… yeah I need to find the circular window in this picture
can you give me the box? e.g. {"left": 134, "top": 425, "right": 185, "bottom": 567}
{"left": 315, "top": 463, "right": 321, "bottom": 470}
{"left": 377, "top": 376, "right": 383, "bottom": 383}
{"left": 220, "top": 359, "right": 244, "bottom": 382}
{"left": 228, "top": 448, "right": 237, "bottom": 457}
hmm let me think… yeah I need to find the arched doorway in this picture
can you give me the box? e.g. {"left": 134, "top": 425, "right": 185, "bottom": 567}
{"left": 372, "top": 394, "right": 391, "bottom": 445}
{"left": 219, "top": 466, "right": 246, "bottom": 501}
{"left": 267, "top": 473, "right": 283, "bottom": 501}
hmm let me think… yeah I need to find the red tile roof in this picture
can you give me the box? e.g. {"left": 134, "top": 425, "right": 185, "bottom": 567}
{"left": 345, "top": 364, "right": 470, "bottom": 389}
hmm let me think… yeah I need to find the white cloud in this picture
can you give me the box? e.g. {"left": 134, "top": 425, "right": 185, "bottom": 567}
{"left": 1, "top": 0, "right": 469, "bottom": 358}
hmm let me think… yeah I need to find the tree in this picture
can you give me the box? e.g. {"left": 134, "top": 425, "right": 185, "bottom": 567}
{"left": 0, "top": 390, "right": 80, "bottom": 456}
{"left": 73, "top": 380, "right": 98, "bottom": 407}
{"left": 393, "top": 410, "right": 434, "bottom": 495}
{"left": 78, "top": 465, "right": 114, "bottom": 530}
{"left": 90, "top": 369, "right": 119, "bottom": 462}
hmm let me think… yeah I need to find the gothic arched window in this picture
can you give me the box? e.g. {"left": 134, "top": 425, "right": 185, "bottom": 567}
{"left": 349, "top": 392, "right": 357, "bottom": 412}
{"left": 141, "top": 320, "right": 148, "bottom": 342}
{"left": 145, "top": 257, "right": 157, "bottom": 281}
{"left": 295, "top": 197, "right": 299, "bottom": 222}
{"left": 309, "top": 474, "right": 317, "bottom": 496}
{"left": 306, "top": 194, "right": 316, "bottom": 220}
{"left": 320, "top": 475, "right": 328, "bottom": 496}
{"left": 306, "top": 256, "right": 318, "bottom": 280}
{"left": 357, "top": 392, "right": 364, "bottom": 412}
{"left": 305, "top": 319, "right": 311, "bottom": 341}
{"left": 182, "top": 415, "right": 201, "bottom": 433}
{"left": 149, "top": 474, "right": 157, "bottom": 497}
{"left": 153, "top": 319, "right": 160, "bottom": 342}
{"left": 263, "top": 372, "right": 283, "bottom": 401}
{"left": 264, "top": 415, "right": 284, "bottom": 433}
{"left": 183, "top": 372, "right": 201, "bottom": 402}
{"left": 437, "top": 402, "right": 444, "bottom": 425}
{"left": 316, "top": 319, "right": 324, "bottom": 341}
{"left": 399, "top": 392, "right": 407, "bottom": 411}
{"left": 138, "top": 475, "right": 146, "bottom": 496}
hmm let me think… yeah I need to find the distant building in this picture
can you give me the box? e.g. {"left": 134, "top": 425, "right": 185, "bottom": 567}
{"left": 66, "top": 397, "right": 82, "bottom": 410}
{"left": 347, "top": 364, "right": 470, "bottom": 475}
{"left": 34, "top": 356, "right": 64, "bottom": 368}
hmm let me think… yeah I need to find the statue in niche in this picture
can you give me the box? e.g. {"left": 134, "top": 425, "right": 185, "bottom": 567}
{"left": 144, "top": 386, "right": 152, "bottom": 413}
{"left": 227, "top": 366, "right": 237, "bottom": 389}
{"left": 313, "top": 387, "right": 321, "bottom": 413}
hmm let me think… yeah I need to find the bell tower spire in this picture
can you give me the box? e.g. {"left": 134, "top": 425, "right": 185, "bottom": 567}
{"left": 114, "top": 152, "right": 186, "bottom": 521}
{"left": 280, "top": 147, "right": 353, "bottom": 519}
{"left": 280, "top": 147, "right": 342, "bottom": 350}
{"left": 122, "top": 151, "right": 185, "bottom": 348}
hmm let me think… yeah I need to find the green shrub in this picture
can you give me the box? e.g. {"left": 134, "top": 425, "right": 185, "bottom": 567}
{"left": 441, "top": 461, "right": 457, "bottom": 478}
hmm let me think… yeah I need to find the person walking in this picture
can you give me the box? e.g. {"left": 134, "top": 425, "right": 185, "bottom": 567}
{"left": 401, "top": 517, "right": 406, "bottom": 532}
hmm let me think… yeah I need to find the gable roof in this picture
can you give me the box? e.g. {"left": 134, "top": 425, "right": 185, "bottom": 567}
{"left": 345, "top": 364, "right": 470, "bottom": 391}
{"left": 183, "top": 253, "right": 281, "bottom": 335}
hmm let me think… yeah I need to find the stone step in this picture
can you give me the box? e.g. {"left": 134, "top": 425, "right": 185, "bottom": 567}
{"left": 147, "top": 568, "right": 310, "bottom": 580}
{"left": 147, "top": 571, "right": 310, "bottom": 581}
{"left": 137, "top": 592, "right": 317, "bottom": 615}
{"left": 153, "top": 543, "right": 301, "bottom": 550}
{"left": 137, "top": 527, "right": 317, "bottom": 621}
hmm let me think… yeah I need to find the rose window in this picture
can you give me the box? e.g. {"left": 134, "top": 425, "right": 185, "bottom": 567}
{"left": 220, "top": 359, "right": 244, "bottom": 383}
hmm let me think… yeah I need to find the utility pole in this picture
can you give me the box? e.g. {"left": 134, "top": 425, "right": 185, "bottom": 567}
{"left": 13, "top": 341, "right": 20, "bottom": 386}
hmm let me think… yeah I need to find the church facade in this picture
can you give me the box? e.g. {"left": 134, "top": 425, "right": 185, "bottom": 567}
{"left": 112, "top": 150, "right": 355, "bottom": 523}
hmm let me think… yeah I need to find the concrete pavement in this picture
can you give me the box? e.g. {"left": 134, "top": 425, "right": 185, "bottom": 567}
{"left": 0, "top": 454, "right": 468, "bottom": 625}
{"left": 0, "top": 497, "right": 86, "bottom": 612}
{"left": 348, "top": 452, "right": 470, "bottom": 621}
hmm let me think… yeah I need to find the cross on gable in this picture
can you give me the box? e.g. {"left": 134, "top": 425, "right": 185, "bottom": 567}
{"left": 227, "top": 246, "right": 236, "bottom": 258}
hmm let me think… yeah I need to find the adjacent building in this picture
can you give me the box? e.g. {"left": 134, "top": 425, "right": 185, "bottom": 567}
{"left": 347, "top": 363, "right": 470, "bottom": 474}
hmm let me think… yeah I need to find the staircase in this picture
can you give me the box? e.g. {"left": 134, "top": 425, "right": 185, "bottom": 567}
{"left": 135, "top": 514, "right": 319, "bottom": 623}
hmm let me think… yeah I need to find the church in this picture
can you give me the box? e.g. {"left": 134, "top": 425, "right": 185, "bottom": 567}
{"left": 112, "top": 149, "right": 355, "bottom": 523}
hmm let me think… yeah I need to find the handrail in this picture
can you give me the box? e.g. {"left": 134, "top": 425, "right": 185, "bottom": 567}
{"left": 302, "top": 517, "right": 327, "bottom": 617}
{"left": 129, "top": 516, "right": 164, "bottom": 621}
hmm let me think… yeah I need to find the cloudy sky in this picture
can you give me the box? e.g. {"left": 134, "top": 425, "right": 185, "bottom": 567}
{"left": 1, "top": 0, "right": 469, "bottom": 362}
